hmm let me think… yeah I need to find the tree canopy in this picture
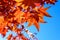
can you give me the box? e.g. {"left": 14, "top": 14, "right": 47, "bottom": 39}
{"left": 0, "top": 0, "right": 57, "bottom": 40}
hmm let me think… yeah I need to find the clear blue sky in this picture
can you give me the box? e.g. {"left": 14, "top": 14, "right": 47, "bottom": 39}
{"left": 0, "top": 0, "right": 60, "bottom": 40}
{"left": 38, "top": 0, "right": 60, "bottom": 40}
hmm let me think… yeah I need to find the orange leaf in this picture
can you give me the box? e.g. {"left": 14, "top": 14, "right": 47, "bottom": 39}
{"left": 28, "top": 19, "right": 33, "bottom": 27}
{"left": 33, "top": 18, "right": 40, "bottom": 31}
{"left": 39, "top": 6, "right": 51, "bottom": 17}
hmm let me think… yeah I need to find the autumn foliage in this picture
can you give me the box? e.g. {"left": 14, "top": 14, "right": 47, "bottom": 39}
{"left": 0, "top": 0, "right": 57, "bottom": 40}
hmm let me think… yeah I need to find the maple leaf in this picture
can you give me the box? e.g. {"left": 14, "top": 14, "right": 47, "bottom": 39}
{"left": 38, "top": 6, "right": 51, "bottom": 17}
{"left": 26, "top": 6, "right": 51, "bottom": 31}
